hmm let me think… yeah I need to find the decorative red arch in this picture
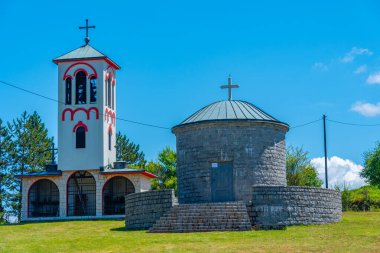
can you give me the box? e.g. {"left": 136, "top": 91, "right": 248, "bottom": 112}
{"left": 62, "top": 107, "right": 99, "bottom": 121}
{"left": 27, "top": 179, "right": 59, "bottom": 218}
{"left": 63, "top": 62, "right": 98, "bottom": 80}
{"left": 101, "top": 176, "right": 135, "bottom": 215}
{"left": 72, "top": 121, "right": 88, "bottom": 132}
{"left": 73, "top": 68, "right": 88, "bottom": 77}
{"left": 108, "top": 124, "right": 113, "bottom": 134}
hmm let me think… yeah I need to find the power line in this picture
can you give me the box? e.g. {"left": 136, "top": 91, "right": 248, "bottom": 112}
{"left": 289, "top": 118, "right": 322, "bottom": 129}
{"left": 327, "top": 119, "right": 380, "bottom": 127}
{"left": 0, "top": 80, "right": 171, "bottom": 130}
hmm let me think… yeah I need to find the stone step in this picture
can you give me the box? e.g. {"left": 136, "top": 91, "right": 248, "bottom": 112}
{"left": 149, "top": 201, "right": 252, "bottom": 233}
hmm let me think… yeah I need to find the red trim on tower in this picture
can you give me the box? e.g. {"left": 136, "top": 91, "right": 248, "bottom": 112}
{"left": 88, "top": 107, "right": 99, "bottom": 119}
{"left": 65, "top": 75, "right": 72, "bottom": 80}
{"left": 63, "top": 62, "right": 98, "bottom": 80}
{"left": 73, "top": 121, "right": 88, "bottom": 132}
{"left": 73, "top": 68, "right": 88, "bottom": 77}
{"left": 88, "top": 74, "right": 97, "bottom": 79}
{"left": 62, "top": 107, "right": 99, "bottom": 121}
{"left": 108, "top": 124, "right": 113, "bottom": 134}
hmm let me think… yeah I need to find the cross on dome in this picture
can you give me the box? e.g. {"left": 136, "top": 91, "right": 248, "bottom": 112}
{"left": 79, "top": 19, "right": 96, "bottom": 45}
{"left": 220, "top": 75, "right": 239, "bottom": 101}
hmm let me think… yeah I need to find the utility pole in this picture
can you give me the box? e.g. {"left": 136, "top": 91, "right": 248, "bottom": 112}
{"left": 323, "top": 114, "right": 328, "bottom": 189}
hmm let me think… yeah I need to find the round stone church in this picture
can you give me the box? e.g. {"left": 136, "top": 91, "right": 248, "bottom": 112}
{"left": 172, "top": 99, "right": 289, "bottom": 204}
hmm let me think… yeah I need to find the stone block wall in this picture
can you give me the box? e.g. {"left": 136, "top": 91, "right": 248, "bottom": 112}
{"left": 173, "top": 121, "right": 288, "bottom": 204}
{"left": 249, "top": 186, "right": 342, "bottom": 229}
{"left": 125, "top": 189, "right": 178, "bottom": 230}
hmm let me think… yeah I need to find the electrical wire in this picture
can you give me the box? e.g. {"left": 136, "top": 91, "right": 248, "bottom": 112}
{"left": 0, "top": 80, "right": 171, "bottom": 130}
{"left": 326, "top": 119, "right": 380, "bottom": 127}
{"left": 289, "top": 118, "right": 322, "bottom": 129}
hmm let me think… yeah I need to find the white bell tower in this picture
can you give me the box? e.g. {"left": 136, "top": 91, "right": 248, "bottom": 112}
{"left": 53, "top": 20, "right": 120, "bottom": 171}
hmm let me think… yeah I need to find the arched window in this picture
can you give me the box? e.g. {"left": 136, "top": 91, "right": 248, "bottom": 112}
{"left": 65, "top": 78, "right": 72, "bottom": 105}
{"left": 90, "top": 77, "right": 97, "bottom": 103}
{"left": 67, "top": 171, "right": 96, "bottom": 216}
{"left": 28, "top": 179, "right": 59, "bottom": 217}
{"left": 75, "top": 71, "right": 87, "bottom": 104}
{"left": 111, "top": 84, "right": 115, "bottom": 109}
{"left": 108, "top": 131, "right": 112, "bottom": 151}
{"left": 76, "top": 126, "right": 86, "bottom": 148}
{"left": 103, "top": 176, "right": 135, "bottom": 215}
{"left": 107, "top": 78, "right": 111, "bottom": 107}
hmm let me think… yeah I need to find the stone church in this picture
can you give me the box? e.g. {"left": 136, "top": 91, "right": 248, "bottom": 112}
{"left": 19, "top": 22, "right": 342, "bottom": 231}
{"left": 18, "top": 23, "right": 155, "bottom": 221}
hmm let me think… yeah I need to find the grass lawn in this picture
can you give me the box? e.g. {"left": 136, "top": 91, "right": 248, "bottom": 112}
{"left": 0, "top": 212, "right": 379, "bottom": 253}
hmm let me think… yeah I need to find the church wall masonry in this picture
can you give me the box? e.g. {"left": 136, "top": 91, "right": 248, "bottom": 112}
{"left": 248, "top": 186, "right": 342, "bottom": 229}
{"left": 125, "top": 189, "right": 178, "bottom": 230}
{"left": 173, "top": 121, "right": 287, "bottom": 204}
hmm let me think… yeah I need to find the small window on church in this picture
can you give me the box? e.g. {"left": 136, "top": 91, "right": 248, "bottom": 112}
{"left": 108, "top": 132, "right": 112, "bottom": 151}
{"left": 107, "top": 79, "right": 111, "bottom": 108}
{"left": 65, "top": 78, "right": 72, "bottom": 105}
{"left": 76, "top": 126, "right": 86, "bottom": 148}
{"left": 75, "top": 71, "right": 87, "bottom": 104}
{"left": 90, "top": 77, "right": 97, "bottom": 103}
{"left": 111, "top": 85, "right": 115, "bottom": 109}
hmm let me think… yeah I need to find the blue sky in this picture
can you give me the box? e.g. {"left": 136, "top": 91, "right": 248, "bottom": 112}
{"left": 1, "top": 0, "right": 380, "bottom": 187}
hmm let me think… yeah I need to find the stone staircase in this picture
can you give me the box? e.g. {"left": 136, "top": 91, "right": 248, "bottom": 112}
{"left": 148, "top": 201, "right": 252, "bottom": 233}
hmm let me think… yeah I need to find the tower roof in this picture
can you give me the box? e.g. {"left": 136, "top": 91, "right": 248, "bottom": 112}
{"left": 173, "top": 100, "right": 288, "bottom": 129}
{"left": 53, "top": 44, "right": 120, "bottom": 69}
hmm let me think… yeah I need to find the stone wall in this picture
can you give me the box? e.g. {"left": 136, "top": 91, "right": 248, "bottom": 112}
{"left": 173, "top": 121, "right": 288, "bottom": 204}
{"left": 249, "top": 186, "right": 342, "bottom": 229}
{"left": 125, "top": 189, "right": 178, "bottom": 230}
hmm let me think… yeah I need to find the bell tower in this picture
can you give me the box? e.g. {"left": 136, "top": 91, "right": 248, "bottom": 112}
{"left": 53, "top": 20, "right": 120, "bottom": 171}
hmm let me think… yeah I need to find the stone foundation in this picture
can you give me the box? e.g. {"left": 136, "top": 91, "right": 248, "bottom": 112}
{"left": 125, "top": 189, "right": 178, "bottom": 230}
{"left": 249, "top": 186, "right": 342, "bottom": 229}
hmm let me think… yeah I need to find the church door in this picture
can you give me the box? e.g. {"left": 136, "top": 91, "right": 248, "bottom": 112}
{"left": 211, "top": 162, "right": 234, "bottom": 202}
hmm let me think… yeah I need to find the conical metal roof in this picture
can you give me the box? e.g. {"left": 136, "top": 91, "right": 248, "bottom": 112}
{"left": 173, "top": 100, "right": 288, "bottom": 128}
{"left": 53, "top": 45, "right": 120, "bottom": 69}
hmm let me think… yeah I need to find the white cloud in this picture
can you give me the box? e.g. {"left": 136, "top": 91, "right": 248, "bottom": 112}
{"left": 341, "top": 47, "right": 373, "bottom": 63}
{"left": 353, "top": 64, "right": 367, "bottom": 74}
{"left": 312, "top": 62, "right": 328, "bottom": 71}
{"left": 366, "top": 72, "right": 380, "bottom": 84}
{"left": 311, "top": 156, "right": 366, "bottom": 189}
{"left": 351, "top": 101, "right": 380, "bottom": 117}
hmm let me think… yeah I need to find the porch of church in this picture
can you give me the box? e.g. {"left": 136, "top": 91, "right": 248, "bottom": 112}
{"left": 18, "top": 169, "right": 154, "bottom": 222}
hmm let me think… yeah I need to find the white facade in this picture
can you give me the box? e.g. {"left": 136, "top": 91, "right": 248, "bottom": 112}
{"left": 19, "top": 44, "right": 154, "bottom": 221}
{"left": 58, "top": 60, "right": 117, "bottom": 171}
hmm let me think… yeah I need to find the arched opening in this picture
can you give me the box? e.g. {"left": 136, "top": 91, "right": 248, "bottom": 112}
{"left": 28, "top": 179, "right": 59, "bottom": 217}
{"left": 103, "top": 176, "right": 135, "bottom": 215}
{"left": 107, "top": 78, "right": 111, "bottom": 108}
{"left": 65, "top": 77, "right": 72, "bottom": 105}
{"left": 108, "top": 131, "right": 112, "bottom": 151}
{"left": 67, "top": 171, "right": 96, "bottom": 216}
{"left": 76, "top": 126, "right": 86, "bottom": 148}
{"left": 90, "top": 77, "right": 97, "bottom": 103}
{"left": 75, "top": 71, "right": 87, "bottom": 104}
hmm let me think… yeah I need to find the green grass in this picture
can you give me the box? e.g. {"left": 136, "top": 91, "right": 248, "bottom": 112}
{"left": 1, "top": 212, "right": 379, "bottom": 253}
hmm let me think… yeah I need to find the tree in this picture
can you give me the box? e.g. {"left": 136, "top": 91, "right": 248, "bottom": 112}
{"left": 361, "top": 142, "right": 380, "bottom": 187}
{"left": 115, "top": 132, "right": 146, "bottom": 168}
{"left": 146, "top": 147, "right": 177, "bottom": 194}
{"left": 286, "top": 146, "right": 323, "bottom": 187}
{"left": 0, "top": 118, "right": 12, "bottom": 223}
{"left": 7, "top": 111, "right": 53, "bottom": 221}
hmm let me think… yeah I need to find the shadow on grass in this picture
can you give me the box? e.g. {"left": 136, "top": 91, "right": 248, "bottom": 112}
{"left": 110, "top": 226, "right": 148, "bottom": 232}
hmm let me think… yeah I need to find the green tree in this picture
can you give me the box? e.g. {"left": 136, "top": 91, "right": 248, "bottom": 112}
{"left": 0, "top": 118, "right": 12, "bottom": 223}
{"left": 286, "top": 146, "right": 323, "bottom": 187}
{"left": 361, "top": 142, "right": 380, "bottom": 187}
{"left": 115, "top": 132, "right": 146, "bottom": 168}
{"left": 146, "top": 147, "right": 177, "bottom": 194}
{"left": 7, "top": 111, "right": 53, "bottom": 221}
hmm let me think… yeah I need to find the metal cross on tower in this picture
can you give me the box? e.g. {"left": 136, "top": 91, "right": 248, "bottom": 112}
{"left": 220, "top": 75, "right": 239, "bottom": 101}
{"left": 79, "top": 19, "right": 96, "bottom": 45}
